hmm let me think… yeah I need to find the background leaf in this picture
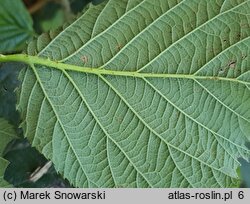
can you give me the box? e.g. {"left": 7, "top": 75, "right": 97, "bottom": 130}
{"left": 0, "top": 118, "right": 17, "bottom": 187}
{"left": 28, "top": 0, "right": 106, "bottom": 34}
{"left": 17, "top": 0, "right": 250, "bottom": 187}
{"left": 0, "top": 0, "right": 34, "bottom": 53}
{"left": 0, "top": 117, "right": 70, "bottom": 187}
{"left": 4, "top": 139, "right": 71, "bottom": 188}
{"left": 0, "top": 157, "right": 12, "bottom": 187}
{"left": 0, "top": 118, "right": 17, "bottom": 155}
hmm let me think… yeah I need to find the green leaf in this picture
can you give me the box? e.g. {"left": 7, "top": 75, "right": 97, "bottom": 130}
{"left": 0, "top": 157, "right": 11, "bottom": 187}
{"left": 0, "top": 0, "right": 34, "bottom": 53}
{"left": 0, "top": 118, "right": 17, "bottom": 155}
{"left": 0, "top": 118, "right": 16, "bottom": 187}
{"left": 15, "top": 0, "right": 250, "bottom": 187}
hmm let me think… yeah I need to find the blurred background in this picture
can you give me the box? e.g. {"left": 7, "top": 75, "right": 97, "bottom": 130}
{"left": 23, "top": 0, "right": 103, "bottom": 33}
{"left": 0, "top": 0, "right": 249, "bottom": 188}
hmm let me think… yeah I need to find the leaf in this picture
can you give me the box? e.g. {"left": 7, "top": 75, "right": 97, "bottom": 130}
{"left": 4, "top": 139, "right": 71, "bottom": 188}
{"left": 0, "top": 118, "right": 17, "bottom": 155}
{"left": 0, "top": 0, "right": 34, "bottom": 53}
{"left": 0, "top": 157, "right": 11, "bottom": 187}
{"left": 16, "top": 0, "right": 250, "bottom": 187}
{"left": 0, "top": 118, "right": 16, "bottom": 187}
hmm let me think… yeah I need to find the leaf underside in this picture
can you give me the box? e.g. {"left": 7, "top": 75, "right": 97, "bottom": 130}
{"left": 18, "top": 0, "right": 250, "bottom": 187}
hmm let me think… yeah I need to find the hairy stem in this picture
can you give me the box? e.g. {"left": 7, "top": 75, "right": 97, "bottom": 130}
{"left": 0, "top": 54, "right": 248, "bottom": 85}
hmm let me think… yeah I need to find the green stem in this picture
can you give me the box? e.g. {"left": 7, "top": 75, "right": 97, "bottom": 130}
{"left": 0, "top": 54, "right": 247, "bottom": 85}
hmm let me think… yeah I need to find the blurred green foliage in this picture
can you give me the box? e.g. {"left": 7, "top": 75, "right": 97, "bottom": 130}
{"left": 4, "top": 139, "right": 71, "bottom": 187}
{"left": 0, "top": 0, "right": 34, "bottom": 53}
{"left": 32, "top": 0, "right": 104, "bottom": 34}
{"left": 0, "top": 63, "right": 20, "bottom": 126}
